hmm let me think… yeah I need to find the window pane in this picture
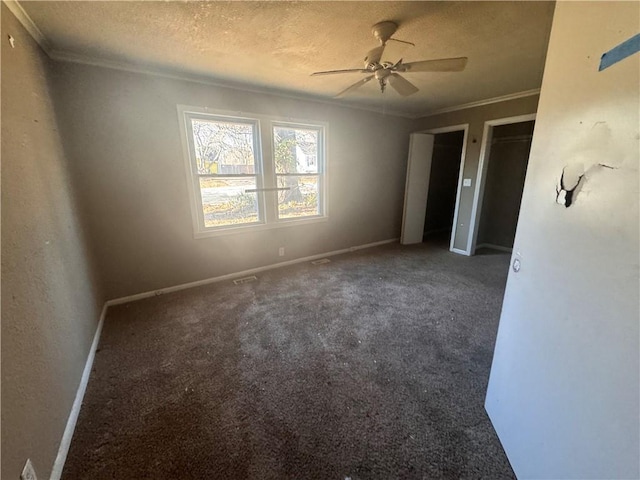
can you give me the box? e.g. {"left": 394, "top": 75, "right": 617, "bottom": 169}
{"left": 199, "top": 177, "right": 259, "bottom": 227}
{"left": 277, "top": 176, "right": 320, "bottom": 219}
{"left": 273, "top": 126, "right": 319, "bottom": 174}
{"left": 191, "top": 119, "right": 256, "bottom": 174}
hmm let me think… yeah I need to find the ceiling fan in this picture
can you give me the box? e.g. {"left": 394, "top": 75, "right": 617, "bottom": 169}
{"left": 311, "top": 21, "right": 468, "bottom": 97}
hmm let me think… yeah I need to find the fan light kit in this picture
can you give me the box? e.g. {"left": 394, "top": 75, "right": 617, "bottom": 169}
{"left": 312, "top": 21, "right": 468, "bottom": 97}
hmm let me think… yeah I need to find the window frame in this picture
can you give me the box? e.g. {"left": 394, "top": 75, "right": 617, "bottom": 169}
{"left": 177, "top": 105, "right": 328, "bottom": 238}
{"left": 272, "top": 121, "right": 326, "bottom": 222}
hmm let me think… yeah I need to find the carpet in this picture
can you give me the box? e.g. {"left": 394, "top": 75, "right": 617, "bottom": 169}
{"left": 62, "top": 241, "right": 515, "bottom": 479}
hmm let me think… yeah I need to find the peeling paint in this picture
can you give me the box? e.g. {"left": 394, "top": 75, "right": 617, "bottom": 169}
{"left": 556, "top": 165, "right": 584, "bottom": 207}
{"left": 556, "top": 163, "right": 618, "bottom": 208}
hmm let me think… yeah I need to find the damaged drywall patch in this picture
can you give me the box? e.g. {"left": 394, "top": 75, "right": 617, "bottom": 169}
{"left": 556, "top": 163, "right": 617, "bottom": 207}
{"left": 555, "top": 120, "right": 622, "bottom": 208}
{"left": 556, "top": 164, "right": 584, "bottom": 207}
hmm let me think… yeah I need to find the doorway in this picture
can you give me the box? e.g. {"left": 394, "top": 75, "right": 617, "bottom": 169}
{"left": 471, "top": 117, "right": 535, "bottom": 254}
{"left": 401, "top": 125, "right": 468, "bottom": 250}
{"left": 423, "top": 131, "right": 465, "bottom": 245}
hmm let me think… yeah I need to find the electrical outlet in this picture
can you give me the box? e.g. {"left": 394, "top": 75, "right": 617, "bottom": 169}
{"left": 21, "top": 459, "right": 37, "bottom": 480}
{"left": 278, "top": 247, "right": 285, "bottom": 256}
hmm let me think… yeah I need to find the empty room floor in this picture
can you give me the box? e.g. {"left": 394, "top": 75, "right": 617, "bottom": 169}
{"left": 63, "top": 242, "right": 515, "bottom": 479}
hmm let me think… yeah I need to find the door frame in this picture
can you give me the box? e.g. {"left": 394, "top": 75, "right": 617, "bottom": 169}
{"left": 418, "top": 124, "right": 469, "bottom": 254}
{"left": 468, "top": 114, "right": 536, "bottom": 255}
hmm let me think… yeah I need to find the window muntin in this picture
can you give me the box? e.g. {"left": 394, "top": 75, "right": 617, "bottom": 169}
{"left": 180, "top": 107, "right": 326, "bottom": 237}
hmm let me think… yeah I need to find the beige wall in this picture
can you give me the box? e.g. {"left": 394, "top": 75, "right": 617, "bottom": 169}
{"left": 50, "top": 62, "right": 414, "bottom": 300}
{"left": 1, "top": 5, "right": 105, "bottom": 480}
{"left": 485, "top": 2, "right": 639, "bottom": 478}
{"left": 414, "top": 95, "right": 540, "bottom": 251}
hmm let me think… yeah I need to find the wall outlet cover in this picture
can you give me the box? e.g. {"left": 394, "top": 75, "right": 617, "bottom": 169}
{"left": 21, "top": 459, "right": 37, "bottom": 480}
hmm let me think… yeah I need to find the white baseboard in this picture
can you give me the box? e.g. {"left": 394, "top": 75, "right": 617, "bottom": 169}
{"left": 476, "top": 243, "right": 513, "bottom": 253}
{"left": 106, "top": 238, "right": 399, "bottom": 306}
{"left": 451, "top": 247, "right": 471, "bottom": 256}
{"left": 50, "top": 303, "right": 107, "bottom": 480}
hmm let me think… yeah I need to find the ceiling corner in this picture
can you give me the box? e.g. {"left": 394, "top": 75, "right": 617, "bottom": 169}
{"left": 3, "top": 0, "right": 51, "bottom": 54}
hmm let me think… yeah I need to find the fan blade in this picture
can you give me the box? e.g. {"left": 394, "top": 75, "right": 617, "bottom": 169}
{"left": 311, "top": 68, "right": 370, "bottom": 76}
{"left": 388, "top": 73, "right": 419, "bottom": 97}
{"left": 380, "top": 38, "right": 414, "bottom": 64}
{"left": 335, "top": 75, "right": 375, "bottom": 97}
{"left": 399, "top": 57, "right": 468, "bottom": 72}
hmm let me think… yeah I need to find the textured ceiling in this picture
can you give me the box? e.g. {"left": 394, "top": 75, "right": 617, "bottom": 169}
{"left": 20, "top": 1, "right": 555, "bottom": 117}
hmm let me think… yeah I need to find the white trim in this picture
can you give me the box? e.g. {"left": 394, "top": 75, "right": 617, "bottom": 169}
{"left": 50, "top": 303, "right": 108, "bottom": 480}
{"left": 419, "top": 124, "right": 470, "bottom": 255}
{"left": 2, "top": 0, "right": 51, "bottom": 53}
{"left": 176, "top": 105, "right": 329, "bottom": 238}
{"left": 468, "top": 113, "right": 536, "bottom": 255}
{"left": 476, "top": 243, "right": 513, "bottom": 253}
{"left": 418, "top": 89, "right": 540, "bottom": 118}
{"left": 51, "top": 46, "right": 538, "bottom": 121}
{"left": 451, "top": 247, "right": 471, "bottom": 256}
{"left": 49, "top": 49, "right": 412, "bottom": 119}
{"left": 106, "top": 238, "right": 398, "bottom": 306}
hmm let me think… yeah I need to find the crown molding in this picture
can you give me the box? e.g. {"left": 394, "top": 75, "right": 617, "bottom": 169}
{"left": 416, "top": 89, "right": 541, "bottom": 118}
{"left": 2, "top": 0, "right": 51, "bottom": 53}
{"left": 5, "top": 0, "right": 538, "bottom": 122}
{"left": 4, "top": 0, "right": 411, "bottom": 119}
{"left": 48, "top": 49, "right": 414, "bottom": 119}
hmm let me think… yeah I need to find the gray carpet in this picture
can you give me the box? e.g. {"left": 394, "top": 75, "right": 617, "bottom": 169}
{"left": 62, "top": 241, "right": 515, "bottom": 479}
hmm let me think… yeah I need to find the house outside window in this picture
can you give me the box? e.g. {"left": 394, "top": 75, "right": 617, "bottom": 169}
{"left": 178, "top": 106, "right": 327, "bottom": 237}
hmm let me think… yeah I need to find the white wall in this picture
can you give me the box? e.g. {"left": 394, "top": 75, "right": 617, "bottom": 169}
{"left": 485, "top": 2, "right": 639, "bottom": 478}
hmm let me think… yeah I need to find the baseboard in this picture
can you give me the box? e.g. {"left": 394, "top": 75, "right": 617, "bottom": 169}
{"left": 50, "top": 303, "right": 108, "bottom": 480}
{"left": 476, "top": 243, "right": 513, "bottom": 253}
{"left": 106, "top": 238, "right": 399, "bottom": 306}
{"left": 451, "top": 247, "right": 471, "bottom": 256}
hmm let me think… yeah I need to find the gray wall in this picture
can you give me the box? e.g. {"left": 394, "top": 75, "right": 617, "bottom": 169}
{"left": 50, "top": 62, "right": 414, "bottom": 300}
{"left": 1, "top": 6, "right": 105, "bottom": 480}
{"left": 414, "top": 95, "right": 539, "bottom": 252}
{"left": 477, "top": 121, "right": 533, "bottom": 248}
{"left": 485, "top": 2, "right": 639, "bottom": 478}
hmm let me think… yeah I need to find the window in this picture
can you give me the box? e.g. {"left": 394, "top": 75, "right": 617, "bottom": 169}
{"left": 273, "top": 125, "right": 322, "bottom": 220}
{"left": 178, "top": 106, "right": 326, "bottom": 237}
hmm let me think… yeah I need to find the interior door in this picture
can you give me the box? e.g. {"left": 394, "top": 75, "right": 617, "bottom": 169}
{"left": 401, "top": 133, "right": 435, "bottom": 245}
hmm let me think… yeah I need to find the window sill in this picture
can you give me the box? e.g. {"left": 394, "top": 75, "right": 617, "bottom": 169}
{"left": 193, "top": 215, "right": 328, "bottom": 239}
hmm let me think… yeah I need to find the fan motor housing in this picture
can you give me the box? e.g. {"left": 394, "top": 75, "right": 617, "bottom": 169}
{"left": 372, "top": 21, "right": 398, "bottom": 44}
{"left": 374, "top": 69, "right": 391, "bottom": 80}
